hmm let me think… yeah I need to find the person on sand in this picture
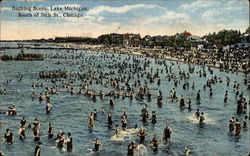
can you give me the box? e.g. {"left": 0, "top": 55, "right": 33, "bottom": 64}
{"left": 163, "top": 125, "right": 172, "bottom": 143}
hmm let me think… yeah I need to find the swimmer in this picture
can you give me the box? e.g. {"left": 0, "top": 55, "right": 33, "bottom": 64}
{"left": 110, "top": 98, "right": 115, "bottom": 107}
{"left": 7, "top": 105, "right": 16, "bottom": 115}
{"left": 196, "top": 90, "right": 201, "bottom": 101}
{"left": 33, "top": 128, "right": 40, "bottom": 142}
{"left": 243, "top": 116, "right": 248, "bottom": 128}
{"left": 224, "top": 91, "right": 228, "bottom": 103}
{"left": 66, "top": 132, "right": 73, "bottom": 152}
{"left": 121, "top": 115, "right": 128, "bottom": 130}
{"left": 20, "top": 116, "right": 26, "bottom": 127}
{"left": 33, "top": 118, "right": 40, "bottom": 130}
{"left": 92, "top": 138, "right": 101, "bottom": 152}
{"left": 127, "top": 141, "right": 137, "bottom": 156}
{"left": 229, "top": 116, "right": 235, "bottom": 132}
{"left": 180, "top": 95, "right": 185, "bottom": 107}
{"left": 88, "top": 112, "right": 95, "bottom": 128}
{"left": 55, "top": 130, "right": 63, "bottom": 140}
{"left": 4, "top": 128, "right": 14, "bottom": 144}
{"left": 199, "top": 112, "right": 205, "bottom": 124}
{"left": 195, "top": 109, "right": 200, "bottom": 119}
{"left": 33, "top": 142, "right": 42, "bottom": 156}
{"left": 151, "top": 111, "right": 157, "bottom": 125}
{"left": 184, "top": 145, "right": 191, "bottom": 155}
{"left": 57, "top": 132, "right": 65, "bottom": 148}
{"left": 107, "top": 112, "right": 113, "bottom": 127}
{"left": 235, "top": 119, "right": 241, "bottom": 135}
{"left": 18, "top": 125, "right": 26, "bottom": 140}
{"left": 188, "top": 99, "right": 192, "bottom": 111}
{"left": 115, "top": 124, "right": 120, "bottom": 137}
{"left": 150, "top": 134, "right": 159, "bottom": 151}
{"left": 46, "top": 102, "right": 52, "bottom": 113}
{"left": 48, "top": 123, "right": 54, "bottom": 138}
{"left": 163, "top": 125, "right": 172, "bottom": 143}
{"left": 138, "top": 128, "right": 147, "bottom": 144}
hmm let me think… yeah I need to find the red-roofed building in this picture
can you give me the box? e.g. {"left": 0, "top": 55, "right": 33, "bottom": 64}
{"left": 183, "top": 31, "right": 192, "bottom": 37}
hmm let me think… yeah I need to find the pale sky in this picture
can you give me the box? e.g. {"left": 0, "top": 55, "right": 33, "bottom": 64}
{"left": 0, "top": 0, "right": 249, "bottom": 40}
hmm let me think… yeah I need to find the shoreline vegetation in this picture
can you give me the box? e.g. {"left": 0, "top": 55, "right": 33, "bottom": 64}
{"left": 56, "top": 42, "right": 249, "bottom": 74}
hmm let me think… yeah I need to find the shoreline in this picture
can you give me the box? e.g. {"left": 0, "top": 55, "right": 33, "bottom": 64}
{"left": 56, "top": 43, "right": 249, "bottom": 74}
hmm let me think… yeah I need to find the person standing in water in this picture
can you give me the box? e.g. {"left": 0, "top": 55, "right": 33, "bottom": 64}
{"left": 20, "top": 116, "right": 26, "bottom": 127}
{"left": 235, "top": 119, "right": 241, "bottom": 135}
{"left": 150, "top": 134, "right": 159, "bottom": 151}
{"left": 127, "top": 141, "right": 137, "bottom": 156}
{"left": 57, "top": 132, "right": 65, "bottom": 149}
{"left": 138, "top": 128, "right": 147, "bottom": 144}
{"left": 195, "top": 109, "right": 201, "bottom": 119}
{"left": 92, "top": 138, "right": 101, "bottom": 152}
{"left": 48, "top": 123, "right": 54, "bottom": 138}
{"left": 163, "top": 125, "right": 172, "bottom": 143}
{"left": 18, "top": 125, "right": 26, "bottom": 140}
{"left": 66, "top": 132, "right": 73, "bottom": 152}
{"left": 121, "top": 115, "right": 128, "bottom": 130}
{"left": 46, "top": 102, "right": 52, "bottom": 113}
{"left": 184, "top": 145, "right": 191, "bottom": 155}
{"left": 88, "top": 112, "right": 94, "bottom": 129}
{"left": 229, "top": 116, "right": 235, "bottom": 132}
{"left": 151, "top": 111, "right": 157, "bottom": 125}
{"left": 107, "top": 112, "right": 113, "bottom": 128}
{"left": 33, "top": 142, "right": 42, "bottom": 156}
{"left": 199, "top": 112, "right": 205, "bottom": 124}
{"left": 4, "top": 128, "right": 14, "bottom": 144}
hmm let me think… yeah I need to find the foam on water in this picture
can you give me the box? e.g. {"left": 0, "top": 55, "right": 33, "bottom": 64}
{"left": 135, "top": 144, "right": 148, "bottom": 156}
{"left": 110, "top": 128, "right": 139, "bottom": 142}
{"left": 187, "top": 114, "right": 215, "bottom": 124}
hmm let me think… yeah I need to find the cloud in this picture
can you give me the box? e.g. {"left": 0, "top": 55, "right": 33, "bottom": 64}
{"left": 87, "top": 4, "right": 164, "bottom": 15}
{"left": 180, "top": 1, "right": 214, "bottom": 11}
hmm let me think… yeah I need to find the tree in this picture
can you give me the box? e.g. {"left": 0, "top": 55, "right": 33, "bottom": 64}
{"left": 246, "top": 26, "right": 250, "bottom": 34}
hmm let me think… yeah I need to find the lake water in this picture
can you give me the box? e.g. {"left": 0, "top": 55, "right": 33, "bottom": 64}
{"left": 0, "top": 42, "right": 249, "bottom": 156}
